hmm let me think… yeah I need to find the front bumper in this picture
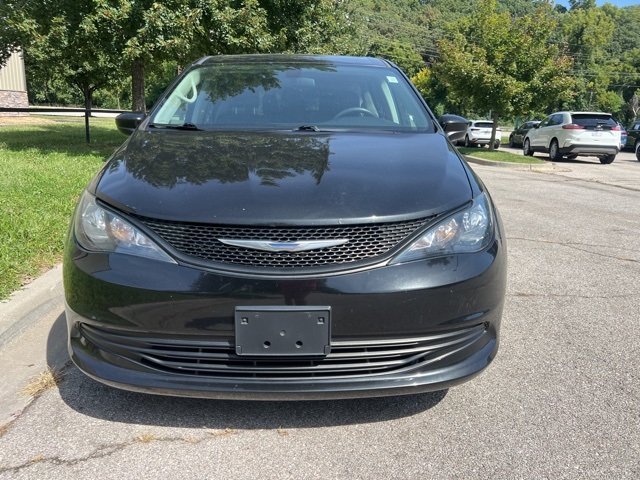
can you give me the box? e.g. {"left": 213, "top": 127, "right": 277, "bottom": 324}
{"left": 64, "top": 233, "right": 506, "bottom": 400}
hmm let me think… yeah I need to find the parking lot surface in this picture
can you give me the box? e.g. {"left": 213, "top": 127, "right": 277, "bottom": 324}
{"left": 0, "top": 155, "right": 638, "bottom": 479}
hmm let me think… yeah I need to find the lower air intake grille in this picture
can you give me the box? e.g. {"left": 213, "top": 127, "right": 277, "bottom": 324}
{"left": 79, "top": 323, "right": 488, "bottom": 380}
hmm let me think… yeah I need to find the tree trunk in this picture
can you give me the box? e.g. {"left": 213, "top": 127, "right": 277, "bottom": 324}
{"left": 131, "top": 58, "right": 146, "bottom": 113}
{"left": 489, "top": 111, "right": 500, "bottom": 151}
{"left": 84, "top": 88, "right": 93, "bottom": 144}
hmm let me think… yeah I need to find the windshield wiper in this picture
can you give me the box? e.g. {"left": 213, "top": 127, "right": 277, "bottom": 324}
{"left": 149, "top": 122, "right": 202, "bottom": 131}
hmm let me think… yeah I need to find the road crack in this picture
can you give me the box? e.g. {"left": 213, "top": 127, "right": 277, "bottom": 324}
{"left": 0, "top": 428, "right": 291, "bottom": 474}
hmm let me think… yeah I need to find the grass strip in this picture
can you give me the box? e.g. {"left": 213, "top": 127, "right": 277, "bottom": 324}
{"left": 0, "top": 116, "right": 124, "bottom": 299}
{"left": 457, "top": 146, "right": 546, "bottom": 164}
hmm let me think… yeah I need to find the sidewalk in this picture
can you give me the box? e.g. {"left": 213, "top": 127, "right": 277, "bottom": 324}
{"left": 0, "top": 265, "right": 68, "bottom": 426}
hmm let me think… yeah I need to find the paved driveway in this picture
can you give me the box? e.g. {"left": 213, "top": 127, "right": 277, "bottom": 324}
{"left": 0, "top": 159, "right": 638, "bottom": 479}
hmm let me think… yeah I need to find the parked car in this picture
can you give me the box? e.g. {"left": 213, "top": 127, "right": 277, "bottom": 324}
{"left": 508, "top": 120, "right": 540, "bottom": 147}
{"left": 459, "top": 120, "right": 501, "bottom": 148}
{"left": 619, "top": 123, "right": 628, "bottom": 151}
{"left": 625, "top": 120, "right": 640, "bottom": 159}
{"left": 523, "top": 111, "right": 622, "bottom": 164}
{"left": 64, "top": 55, "right": 507, "bottom": 400}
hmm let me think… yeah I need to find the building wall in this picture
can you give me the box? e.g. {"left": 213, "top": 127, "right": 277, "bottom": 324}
{"left": 0, "top": 51, "right": 28, "bottom": 114}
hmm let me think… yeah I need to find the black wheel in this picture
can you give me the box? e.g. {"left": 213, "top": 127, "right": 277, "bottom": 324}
{"left": 464, "top": 135, "right": 471, "bottom": 147}
{"left": 494, "top": 141, "right": 500, "bottom": 149}
{"left": 635, "top": 142, "right": 640, "bottom": 161}
{"left": 523, "top": 138, "right": 534, "bottom": 156}
{"left": 549, "top": 139, "right": 562, "bottom": 161}
{"left": 509, "top": 135, "right": 515, "bottom": 148}
{"left": 600, "top": 154, "right": 615, "bottom": 164}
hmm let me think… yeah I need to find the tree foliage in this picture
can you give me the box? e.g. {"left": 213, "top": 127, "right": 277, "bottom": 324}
{"left": 433, "top": 0, "right": 575, "bottom": 148}
{"left": 1, "top": 0, "right": 355, "bottom": 112}
{"left": 3, "top": 0, "right": 640, "bottom": 124}
{"left": 1, "top": 1, "right": 122, "bottom": 112}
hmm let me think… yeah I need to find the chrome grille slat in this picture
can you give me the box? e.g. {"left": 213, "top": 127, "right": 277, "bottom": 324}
{"left": 135, "top": 217, "right": 430, "bottom": 268}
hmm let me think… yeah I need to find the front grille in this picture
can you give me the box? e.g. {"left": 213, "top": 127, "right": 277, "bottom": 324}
{"left": 79, "top": 323, "right": 488, "bottom": 380}
{"left": 136, "top": 217, "right": 430, "bottom": 268}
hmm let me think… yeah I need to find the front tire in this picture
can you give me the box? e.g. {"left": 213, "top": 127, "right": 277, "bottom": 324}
{"left": 549, "top": 139, "right": 562, "bottom": 161}
{"left": 523, "top": 139, "right": 534, "bottom": 156}
{"left": 509, "top": 135, "right": 515, "bottom": 148}
{"left": 464, "top": 135, "right": 471, "bottom": 148}
{"left": 635, "top": 142, "right": 640, "bottom": 161}
{"left": 600, "top": 154, "right": 615, "bottom": 164}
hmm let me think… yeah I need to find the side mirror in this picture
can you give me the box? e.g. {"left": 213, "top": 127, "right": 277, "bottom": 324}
{"left": 438, "top": 114, "right": 469, "bottom": 143}
{"left": 115, "top": 112, "right": 146, "bottom": 136}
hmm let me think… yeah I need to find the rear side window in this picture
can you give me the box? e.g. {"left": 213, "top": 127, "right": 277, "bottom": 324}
{"left": 550, "top": 114, "right": 564, "bottom": 125}
{"left": 571, "top": 114, "right": 617, "bottom": 129}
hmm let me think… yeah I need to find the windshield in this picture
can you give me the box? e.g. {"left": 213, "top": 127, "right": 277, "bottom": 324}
{"left": 150, "top": 60, "right": 433, "bottom": 132}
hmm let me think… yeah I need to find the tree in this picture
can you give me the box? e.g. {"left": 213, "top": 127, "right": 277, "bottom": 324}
{"left": 369, "top": 41, "right": 425, "bottom": 77}
{"left": 2, "top": 1, "right": 356, "bottom": 114}
{"left": 559, "top": 2, "right": 617, "bottom": 112}
{"left": 1, "top": 1, "right": 122, "bottom": 141}
{"left": 350, "top": 0, "right": 437, "bottom": 60}
{"left": 433, "top": 0, "right": 575, "bottom": 149}
{"left": 629, "top": 91, "right": 640, "bottom": 120}
{"left": 93, "top": 0, "right": 357, "bottom": 112}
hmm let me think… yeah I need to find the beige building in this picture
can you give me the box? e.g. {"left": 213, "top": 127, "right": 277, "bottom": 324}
{"left": 0, "top": 51, "right": 28, "bottom": 114}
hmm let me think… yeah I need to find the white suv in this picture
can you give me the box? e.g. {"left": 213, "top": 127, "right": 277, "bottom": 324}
{"left": 460, "top": 120, "right": 501, "bottom": 148}
{"left": 523, "top": 111, "right": 621, "bottom": 164}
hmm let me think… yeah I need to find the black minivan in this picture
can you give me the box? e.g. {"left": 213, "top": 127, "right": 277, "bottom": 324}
{"left": 64, "top": 55, "right": 507, "bottom": 399}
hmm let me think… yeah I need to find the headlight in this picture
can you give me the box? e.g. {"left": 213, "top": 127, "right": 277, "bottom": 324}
{"left": 73, "top": 191, "right": 175, "bottom": 263}
{"left": 391, "top": 193, "right": 494, "bottom": 264}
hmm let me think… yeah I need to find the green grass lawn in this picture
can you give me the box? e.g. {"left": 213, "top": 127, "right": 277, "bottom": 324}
{"left": 457, "top": 146, "right": 546, "bottom": 164}
{"left": 0, "top": 116, "right": 124, "bottom": 299}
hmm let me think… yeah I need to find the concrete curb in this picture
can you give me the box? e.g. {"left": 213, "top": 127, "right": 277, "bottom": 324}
{"left": 0, "top": 264, "right": 68, "bottom": 425}
{"left": 0, "top": 264, "right": 64, "bottom": 350}
{"left": 464, "top": 155, "right": 570, "bottom": 171}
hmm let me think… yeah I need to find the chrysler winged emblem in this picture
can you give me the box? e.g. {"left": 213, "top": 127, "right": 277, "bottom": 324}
{"left": 218, "top": 239, "right": 349, "bottom": 252}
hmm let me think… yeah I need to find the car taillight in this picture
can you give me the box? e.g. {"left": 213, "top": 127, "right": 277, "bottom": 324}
{"left": 562, "top": 124, "right": 585, "bottom": 130}
{"left": 612, "top": 125, "right": 621, "bottom": 131}
{"left": 471, "top": 128, "right": 480, "bottom": 131}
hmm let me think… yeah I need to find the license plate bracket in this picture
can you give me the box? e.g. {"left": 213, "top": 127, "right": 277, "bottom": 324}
{"left": 235, "top": 306, "right": 331, "bottom": 356}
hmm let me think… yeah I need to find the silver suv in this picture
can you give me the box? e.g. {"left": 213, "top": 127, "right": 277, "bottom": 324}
{"left": 523, "top": 111, "right": 621, "bottom": 164}
{"left": 460, "top": 120, "right": 501, "bottom": 148}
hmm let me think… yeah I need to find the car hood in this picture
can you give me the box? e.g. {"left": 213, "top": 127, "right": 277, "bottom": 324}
{"left": 94, "top": 130, "right": 472, "bottom": 225}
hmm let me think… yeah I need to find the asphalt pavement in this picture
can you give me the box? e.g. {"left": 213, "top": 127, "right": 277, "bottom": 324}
{"left": 0, "top": 152, "right": 638, "bottom": 478}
